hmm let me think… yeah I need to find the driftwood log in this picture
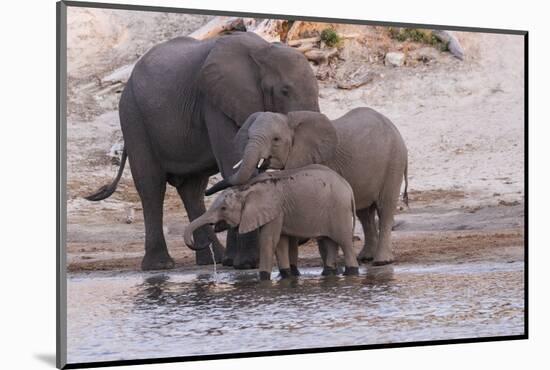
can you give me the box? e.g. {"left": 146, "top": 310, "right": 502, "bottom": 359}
{"left": 187, "top": 17, "right": 246, "bottom": 40}
{"left": 304, "top": 48, "right": 339, "bottom": 64}
{"left": 432, "top": 30, "right": 465, "bottom": 60}
{"left": 252, "top": 19, "right": 286, "bottom": 42}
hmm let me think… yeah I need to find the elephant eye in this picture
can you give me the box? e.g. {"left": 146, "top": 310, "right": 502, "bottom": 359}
{"left": 280, "top": 87, "right": 290, "bottom": 96}
{"left": 221, "top": 206, "right": 227, "bottom": 211}
{"left": 273, "top": 137, "right": 280, "bottom": 142}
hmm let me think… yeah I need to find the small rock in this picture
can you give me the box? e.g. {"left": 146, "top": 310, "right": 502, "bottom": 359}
{"left": 385, "top": 52, "right": 405, "bottom": 67}
{"left": 108, "top": 141, "right": 124, "bottom": 165}
{"left": 125, "top": 207, "right": 135, "bottom": 224}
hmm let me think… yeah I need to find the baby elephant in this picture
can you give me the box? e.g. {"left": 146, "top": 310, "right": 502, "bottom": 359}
{"left": 207, "top": 107, "right": 408, "bottom": 266}
{"left": 184, "top": 165, "right": 358, "bottom": 280}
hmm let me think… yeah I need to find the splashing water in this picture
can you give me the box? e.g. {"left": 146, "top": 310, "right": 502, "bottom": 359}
{"left": 208, "top": 243, "right": 218, "bottom": 282}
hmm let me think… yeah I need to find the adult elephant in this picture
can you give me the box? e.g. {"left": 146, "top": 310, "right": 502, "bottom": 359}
{"left": 85, "top": 32, "right": 320, "bottom": 270}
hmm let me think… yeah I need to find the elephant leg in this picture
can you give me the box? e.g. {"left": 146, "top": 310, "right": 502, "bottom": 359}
{"left": 257, "top": 218, "right": 283, "bottom": 281}
{"left": 129, "top": 158, "right": 174, "bottom": 271}
{"left": 357, "top": 205, "right": 379, "bottom": 263}
{"left": 119, "top": 87, "right": 174, "bottom": 270}
{"left": 373, "top": 205, "right": 396, "bottom": 266}
{"left": 339, "top": 236, "right": 359, "bottom": 276}
{"left": 318, "top": 238, "right": 339, "bottom": 276}
{"left": 232, "top": 230, "right": 260, "bottom": 270}
{"left": 275, "top": 236, "right": 292, "bottom": 279}
{"left": 289, "top": 237, "right": 300, "bottom": 276}
{"left": 204, "top": 105, "right": 259, "bottom": 269}
{"left": 222, "top": 228, "right": 238, "bottom": 266}
{"left": 176, "top": 175, "right": 225, "bottom": 265}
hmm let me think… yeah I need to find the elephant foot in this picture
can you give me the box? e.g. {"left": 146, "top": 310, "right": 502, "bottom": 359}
{"left": 195, "top": 243, "right": 225, "bottom": 265}
{"left": 321, "top": 266, "right": 338, "bottom": 276}
{"left": 357, "top": 256, "right": 373, "bottom": 264}
{"left": 279, "top": 268, "right": 292, "bottom": 279}
{"left": 259, "top": 271, "right": 271, "bottom": 281}
{"left": 372, "top": 259, "right": 394, "bottom": 266}
{"left": 222, "top": 257, "right": 234, "bottom": 267}
{"left": 233, "top": 261, "right": 258, "bottom": 270}
{"left": 344, "top": 266, "right": 359, "bottom": 276}
{"left": 357, "top": 247, "right": 374, "bottom": 264}
{"left": 290, "top": 264, "right": 301, "bottom": 277}
{"left": 141, "top": 252, "right": 175, "bottom": 271}
{"left": 232, "top": 230, "right": 259, "bottom": 269}
{"left": 373, "top": 248, "right": 394, "bottom": 266}
{"left": 233, "top": 251, "right": 259, "bottom": 270}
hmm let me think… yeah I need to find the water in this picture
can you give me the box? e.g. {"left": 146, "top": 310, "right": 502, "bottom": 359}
{"left": 67, "top": 261, "right": 524, "bottom": 364}
{"left": 207, "top": 243, "right": 218, "bottom": 282}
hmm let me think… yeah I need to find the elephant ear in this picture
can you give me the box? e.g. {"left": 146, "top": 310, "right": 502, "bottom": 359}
{"left": 198, "top": 32, "right": 269, "bottom": 125}
{"left": 234, "top": 112, "right": 262, "bottom": 157}
{"left": 239, "top": 185, "right": 283, "bottom": 234}
{"left": 286, "top": 111, "right": 338, "bottom": 168}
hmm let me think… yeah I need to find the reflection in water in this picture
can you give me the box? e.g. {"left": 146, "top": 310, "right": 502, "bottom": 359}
{"left": 365, "top": 265, "right": 395, "bottom": 284}
{"left": 67, "top": 262, "right": 524, "bottom": 364}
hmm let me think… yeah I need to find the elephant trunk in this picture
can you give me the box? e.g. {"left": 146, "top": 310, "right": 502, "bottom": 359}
{"left": 204, "top": 142, "right": 263, "bottom": 196}
{"left": 184, "top": 212, "right": 219, "bottom": 250}
{"left": 228, "top": 142, "right": 263, "bottom": 186}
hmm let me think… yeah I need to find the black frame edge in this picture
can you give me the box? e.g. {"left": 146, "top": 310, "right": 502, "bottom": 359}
{"left": 62, "top": 335, "right": 527, "bottom": 369}
{"left": 57, "top": 1, "right": 68, "bottom": 369}
{"left": 523, "top": 32, "right": 529, "bottom": 339}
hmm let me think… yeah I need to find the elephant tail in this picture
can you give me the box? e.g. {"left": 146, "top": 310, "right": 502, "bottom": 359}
{"left": 85, "top": 148, "right": 127, "bottom": 201}
{"left": 402, "top": 162, "right": 409, "bottom": 208}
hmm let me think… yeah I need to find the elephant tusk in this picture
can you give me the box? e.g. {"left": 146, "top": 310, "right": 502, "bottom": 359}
{"left": 257, "top": 158, "right": 265, "bottom": 169}
{"left": 232, "top": 159, "right": 243, "bottom": 169}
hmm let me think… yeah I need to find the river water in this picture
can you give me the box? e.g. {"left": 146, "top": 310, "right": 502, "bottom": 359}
{"left": 67, "top": 261, "right": 524, "bottom": 364}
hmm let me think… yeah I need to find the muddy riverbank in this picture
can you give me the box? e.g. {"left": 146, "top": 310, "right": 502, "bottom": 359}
{"left": 67, "top": 199, "right": 524, "bottom": 274}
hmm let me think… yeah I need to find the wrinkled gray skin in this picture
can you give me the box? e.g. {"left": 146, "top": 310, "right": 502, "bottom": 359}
{"left": 211, "top": 107, "right": 408, "bottom": 265}
{"left": 185, "top": 165, "right": 358, "bottom": 280}
{"left": 85, "top": 32, "right": 319, "bottom": 270}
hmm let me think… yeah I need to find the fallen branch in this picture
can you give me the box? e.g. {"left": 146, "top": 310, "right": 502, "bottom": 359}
{"left": 336, "top": 65, "right": 373, "bottom": 90}
{"left": 287, "top": 36, "right": 321, "bottom": 47}
{"left": 339, "top": 33, "right": 361, "bottom": 40}
{"left": 101, "top": 63, "right": 135, "bottom": 85}
{"left": 304, "top": 48, "right": 338, "bottom": 64}
{"left": 188, "top": 16, "right": 245, "bottom": 40}
{"left": 295, "top": 42, "right": 316, "bottom": 53}
{"left": 337, "top": 72, "right": 373, "bottom": 89}
{"left": 252, "top": 19, "right": 286, "bottom": 43}
{"left": 432, "top": 30, "right": 465, "bottom": 60}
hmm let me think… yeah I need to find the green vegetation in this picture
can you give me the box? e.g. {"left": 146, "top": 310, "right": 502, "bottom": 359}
{"left": 320, "top": 28, "right": 341, "bottom": 47}
{"left": 388, "top": 27, "right": 448, "bottom": 51}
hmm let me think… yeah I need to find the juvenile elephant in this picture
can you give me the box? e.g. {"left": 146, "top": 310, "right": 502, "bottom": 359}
{"left": 207, "top": 108, "right": 408, "bottom": 265}
{"left": 185, "top": 165, "right": 358, "bottom": 280}
{"left": 85, "top": 32, "right": 320, "bottom": 270}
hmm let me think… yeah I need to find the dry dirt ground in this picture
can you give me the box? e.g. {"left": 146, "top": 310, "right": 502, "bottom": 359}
{"left": 65, "top": 8, "right": 525, "bottom": 273}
